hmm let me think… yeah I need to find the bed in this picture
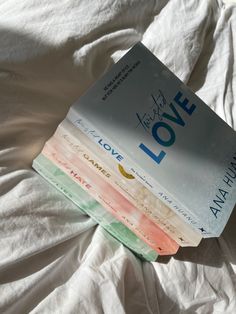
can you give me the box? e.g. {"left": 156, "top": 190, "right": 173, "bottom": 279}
{"left": 0, "top": 0, "right": 236, "bottom": 313}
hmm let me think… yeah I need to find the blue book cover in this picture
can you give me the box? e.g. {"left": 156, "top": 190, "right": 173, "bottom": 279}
{"left": 67, "top": 42, "right": 236, "bottom": 237}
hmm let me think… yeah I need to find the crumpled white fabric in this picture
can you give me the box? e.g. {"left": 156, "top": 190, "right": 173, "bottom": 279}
{"left": 0, "top": 0, "right": 235, "bottom": 313}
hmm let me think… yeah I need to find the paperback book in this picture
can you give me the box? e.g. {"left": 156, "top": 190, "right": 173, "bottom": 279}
{"left": 54, "top": 118, "right": 201, "bottom": 247}
{"left": 32, "top": 42, "right": 235, "bottom": 260}
{"left": 33, "top": 154, "right": 158, "bottom": 262}
{"left": 67, "top": 42, "right": 236, "bottom": 237}
{"left": 41, "top": 137, "right": 179, "bottom": 255}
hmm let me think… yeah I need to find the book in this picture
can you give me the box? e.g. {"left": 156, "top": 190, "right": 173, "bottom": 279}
{"left": 33, "top": 154, "right": 158, "bottom": 262}
{"left": 54, "top": 118, "right": 201, "bottom": 247}
{"left": 67, "top": 42, "right": 236, "bottom": 237}
{"left": 41, "top": 137, "right": 179, "bottom": 255}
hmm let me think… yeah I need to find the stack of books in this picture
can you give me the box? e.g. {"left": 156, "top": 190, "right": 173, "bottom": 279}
{"left": 33, "top": 43, "right": 236, "bottom": 262}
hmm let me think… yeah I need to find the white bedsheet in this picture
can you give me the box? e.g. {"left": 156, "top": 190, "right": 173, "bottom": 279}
{"left": 0, "top": 0, "right": 235, "bottom": 313}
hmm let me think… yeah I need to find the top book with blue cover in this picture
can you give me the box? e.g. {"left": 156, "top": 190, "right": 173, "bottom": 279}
{"left": 67, "top": 42, "right": 236, "bottom": 238}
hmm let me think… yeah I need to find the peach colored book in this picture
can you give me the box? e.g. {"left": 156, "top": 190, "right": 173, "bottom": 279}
{"left": 42, "top": 140, "right": 179, "bottom": 255}
{"left": 52, "top": 119, "right": 201, "bottom": 247}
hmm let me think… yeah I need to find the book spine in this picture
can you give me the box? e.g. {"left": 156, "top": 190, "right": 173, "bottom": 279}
{"left": 54, "top": 120, "right": 201, "bottom": 247}
{"left": 67, "top": 110, "right": 212, "bottom": 237}
{"left": 32, "top": 154, "right": 158, "bottom": 262}
{"left": 42, "top": 140, "right": 179, "bottom": 255}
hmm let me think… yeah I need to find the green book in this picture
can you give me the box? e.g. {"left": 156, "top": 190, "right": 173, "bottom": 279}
{"left": 32, "top": 154, "right": 158, "bottom": 262}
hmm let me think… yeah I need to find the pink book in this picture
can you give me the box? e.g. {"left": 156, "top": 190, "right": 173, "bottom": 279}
{"left": 53, "top": 118, "right": 201, "bottom": 247}
{"left": 42, "top": 138, "right": 179, "bottom": 255}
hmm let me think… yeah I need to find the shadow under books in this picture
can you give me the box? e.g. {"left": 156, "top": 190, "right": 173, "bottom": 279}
{"left": 158, "top": 204, "right": 236, "bottom": 268}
